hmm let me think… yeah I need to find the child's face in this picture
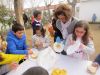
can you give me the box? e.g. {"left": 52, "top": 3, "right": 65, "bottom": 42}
{"left": 14, "top": 30, "right": 24, "bottom": 39}
{"left": 37, "top": 14, "right": 42, "bottom": 21}
{"left": 36, "top": 30, "right": 41, "bottom": 36}
{"left": 75, "top": 27, "right": 86, "bottom": 38}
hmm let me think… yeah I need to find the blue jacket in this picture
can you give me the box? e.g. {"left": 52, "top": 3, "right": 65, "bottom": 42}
{"left": 6, "top": 31, "right": 28, "bottom": 54}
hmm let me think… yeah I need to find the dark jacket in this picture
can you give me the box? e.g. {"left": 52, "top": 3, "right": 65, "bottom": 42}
{"left": 32, "top": 20, "right": 42, "bottom": 35}
{"left": 52, "top": 17, "right": 78, "bottom": 42}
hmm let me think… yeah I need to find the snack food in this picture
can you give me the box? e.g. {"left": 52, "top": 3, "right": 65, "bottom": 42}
{"left": 31, "top": 53, "right": 37, "bottom": 59}
{"left": 87, "top": 65, "right": 98, "bottom": 74}
{"left": 53, "top": 43, "right": 64, "bottom": 53}
{"left": 51, "top": 68, "right": 67, "bottom": 75}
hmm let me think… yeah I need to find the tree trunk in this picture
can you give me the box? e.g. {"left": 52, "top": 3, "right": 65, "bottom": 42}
{"left": 67, "top": 0, "right": 77, "bottom": 16}
{"left": 14, "top": 0, "right": 24, "bottom": 25}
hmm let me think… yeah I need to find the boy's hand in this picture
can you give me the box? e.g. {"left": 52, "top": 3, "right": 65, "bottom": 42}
{"left": 28, "top": 49, "right": 33, "bottom": 54}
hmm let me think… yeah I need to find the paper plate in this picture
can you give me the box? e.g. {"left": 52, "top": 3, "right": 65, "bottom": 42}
{"left": 29, "top": 48, "right": 39, "bottom": 59}
{"left": 53, "top": 42, "right": 64, "bottom": 53}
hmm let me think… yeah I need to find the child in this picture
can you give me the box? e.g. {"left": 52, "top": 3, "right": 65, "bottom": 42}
{"left": 64, "top": 20, "right": 95, "bottom": 60}
{"left": 0, "top": 35, "right": 25, "bottom": 75}
{"left": 6, "top": 23, "right": 33, "bottom": 54}
{"left": 23, "top": 67, "right": 49, "bottom": 75}
{"left": 32, "top": 26, "right": 50, "bottom": 50}
{"left": 48, "top": 26, "right": 55, "bottom": 46}
{"left": 32, "top": 10, "right": 42, "bottom": 35}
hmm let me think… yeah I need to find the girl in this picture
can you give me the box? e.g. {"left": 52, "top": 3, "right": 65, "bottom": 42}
{"left": 32, "top": 10, "right": 42, "bottom": 35}
{"left": 64, "top": 20, "right": 95, "bottom": 60}
{"left": 32, "top": 26, "right": 50, "bottom": 50}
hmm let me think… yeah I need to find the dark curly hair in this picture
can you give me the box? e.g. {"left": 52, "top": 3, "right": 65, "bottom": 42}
{"left": 54, "top": 3, "right": 72, "bottom": 21}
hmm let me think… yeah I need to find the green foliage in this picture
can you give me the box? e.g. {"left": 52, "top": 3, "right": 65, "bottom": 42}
{"left": 0, "top": 5, "right": 13, "bottom": 33}
{"left": 42, "top": 11, "right": 49, "bottom": 25}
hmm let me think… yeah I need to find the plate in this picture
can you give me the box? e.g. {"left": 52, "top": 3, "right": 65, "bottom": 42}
{"left": 29, "top": 48, "right": 39, "bottom": 59}
{"left": 53, "top": 42, "right": 64, "bottom": 53}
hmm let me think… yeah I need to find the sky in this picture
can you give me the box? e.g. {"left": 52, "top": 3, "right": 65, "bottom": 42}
{"left": 24, "top": 0, "right": 67, "bottom": 8}
{"left": 0, "top": 0, "right": 72, "bottom": 9}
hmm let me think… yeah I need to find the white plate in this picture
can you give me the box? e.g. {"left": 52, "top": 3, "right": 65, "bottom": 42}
{"left": 29, "top": 48, "right": 39, "bottom": 59}
{"left": 53, "top": 42, "right": 64, "bottom": 53}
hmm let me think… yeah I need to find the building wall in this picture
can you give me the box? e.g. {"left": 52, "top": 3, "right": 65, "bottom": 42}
{"left": 79, "top": 0, "right": 100, "bottom": 22}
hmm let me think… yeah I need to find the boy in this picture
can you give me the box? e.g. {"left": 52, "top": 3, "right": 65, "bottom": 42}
{"left": 23, "top": 67, "right": 49, "bottom": 75}
{"left": 0, "top": 34, "right": 25, "bottom": 75}
{"left": 6, "top": 23, "right": 33, "bottom": 54}
{"left": 32, "top": 10, "right": 42, "bottom": 35}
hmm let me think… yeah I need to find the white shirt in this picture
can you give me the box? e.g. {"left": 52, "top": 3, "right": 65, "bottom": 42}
{"left": 34, "top": 19, "right": 41, "bottom": 26}
{"left": 61, "top": 19, "right": 71, "bottom": 39}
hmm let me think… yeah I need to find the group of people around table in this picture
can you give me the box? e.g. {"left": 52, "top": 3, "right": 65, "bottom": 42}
{"left": 0, "top": 3, "right": 100, "bottom": 75}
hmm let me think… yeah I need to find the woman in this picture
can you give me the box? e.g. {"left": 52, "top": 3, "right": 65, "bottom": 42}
{"left": 54, "top": 3, "right": 78, "bottom": 40}
{"left": 53, "top": 4, "right": 78, "bottom": 55}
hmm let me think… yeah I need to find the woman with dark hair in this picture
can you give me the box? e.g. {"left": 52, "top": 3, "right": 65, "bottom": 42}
{"left": 64, "top": 20, "right": 95, "bottom": 60}
{"left": 53, "top": 3, "right": 78, "bottom": 55}
{"left": 53, "top": 3, "right": 78, "bottom": 41}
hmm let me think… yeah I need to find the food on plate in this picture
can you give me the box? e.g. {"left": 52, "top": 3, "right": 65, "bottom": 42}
{"left": 31, "top": 53, "right": 37, "bottom": 59}
{"left": 51, "top": 68, "right": 67, "bottom": 75}
{"left": 53, "top": 43, "right": 64, "bottom": 53}
{"left": 56, "top": 43, "right": 61, "bottom": 48}
{"left": 87, "top": 65, "right": 98, "bottom": 74}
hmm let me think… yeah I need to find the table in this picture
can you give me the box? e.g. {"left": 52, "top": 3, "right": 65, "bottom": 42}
{"left": 7, "top": 54, "right": 100, "bottom": 75}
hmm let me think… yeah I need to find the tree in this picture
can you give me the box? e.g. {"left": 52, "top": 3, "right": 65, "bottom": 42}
{"left": 14, "top": 0, "right": 24, "bottom": 25}
{"left": 67, "top": 0, "right": 78, "bottom": 16}
{"left": 44, "top": 0, "right": 53, "bottom": 22}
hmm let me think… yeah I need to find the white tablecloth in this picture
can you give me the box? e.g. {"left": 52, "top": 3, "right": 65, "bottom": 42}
{"left": 7, "top": 54, "right": 100, "bottom": 75}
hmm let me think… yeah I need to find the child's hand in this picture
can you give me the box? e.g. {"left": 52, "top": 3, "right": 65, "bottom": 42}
{"left": 0, "top": 54, "right": 3, "bottom": 61}
{"left": 70, "top": 40, "right": 75, "bottom": 45}
{"left": 9, "top": 62, "right": 19, "bottom": 70}
{"left": 38, "top": 42, "right": 43, "bottom": 49}
{"left": 28, "top": 49, "right": 33, "bottom": 54}
{"left": 79, "top": 43, "right": 86, "bottom": 49}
